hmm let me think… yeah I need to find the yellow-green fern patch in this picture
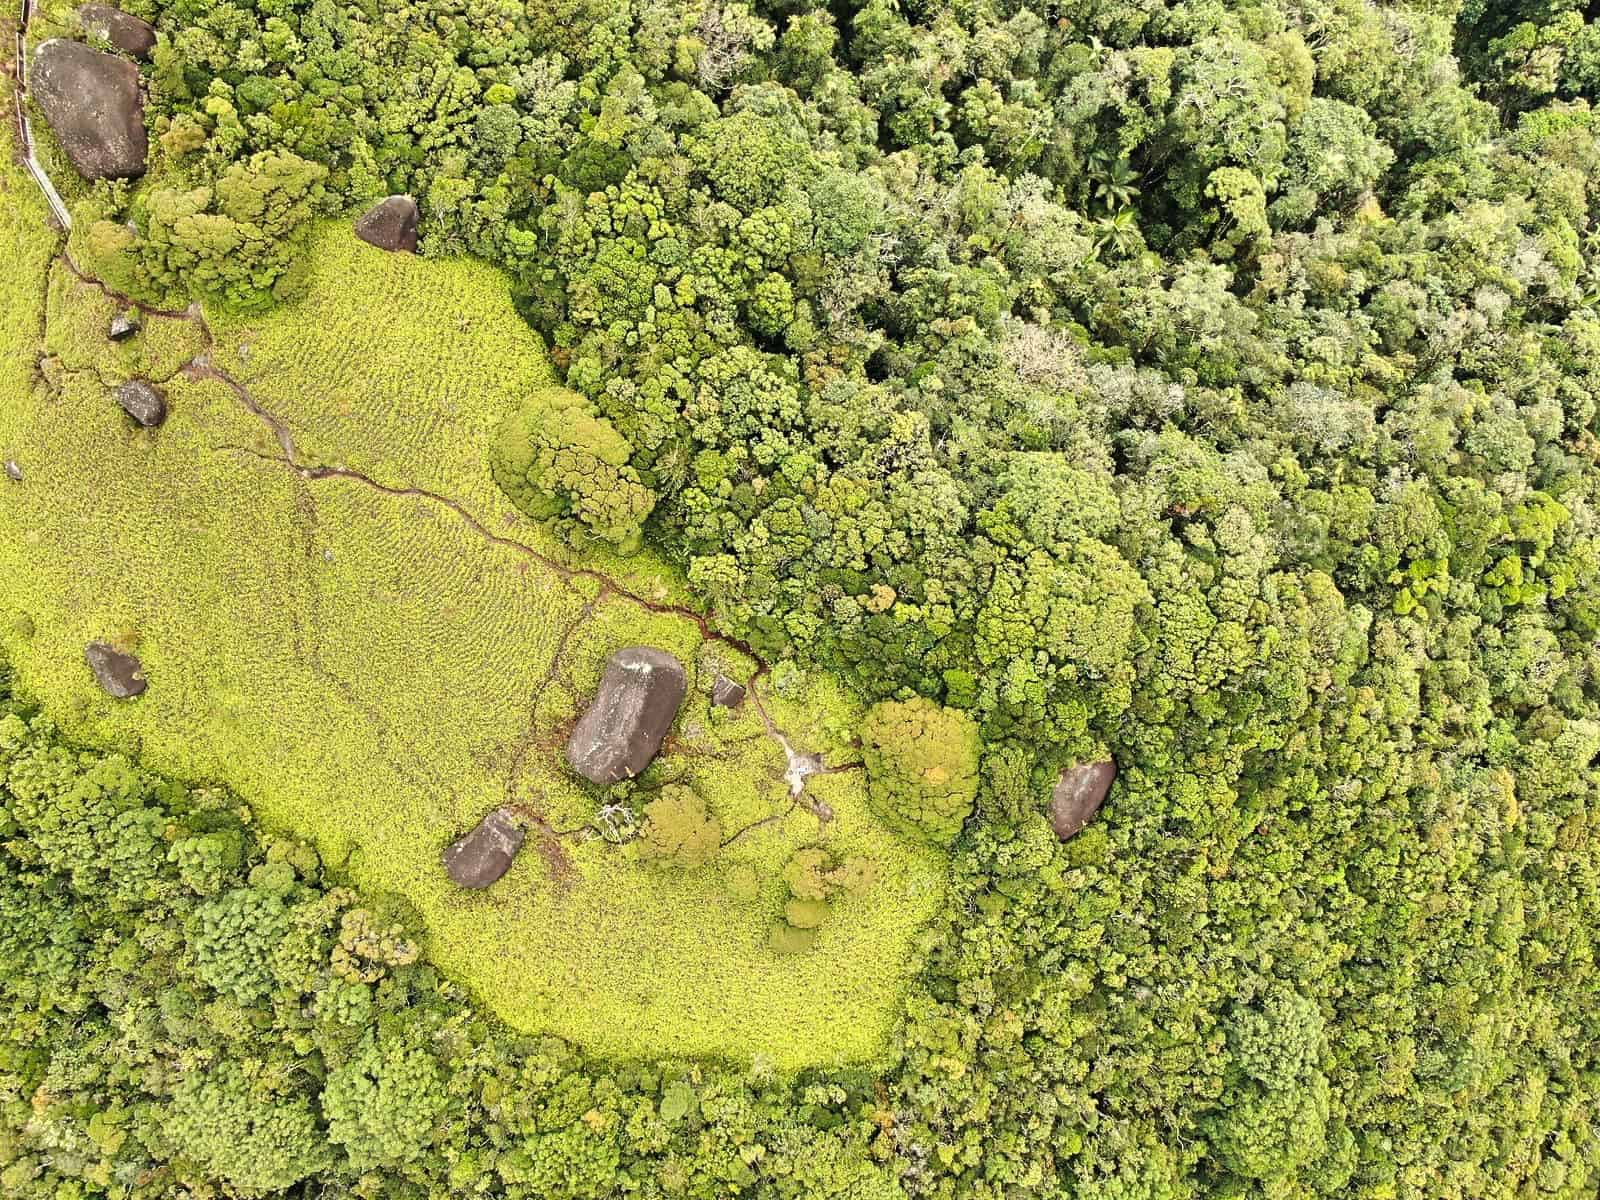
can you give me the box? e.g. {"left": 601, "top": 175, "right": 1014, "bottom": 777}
{"left": 0, "top": 224, "right": 944, "bottom": 1068}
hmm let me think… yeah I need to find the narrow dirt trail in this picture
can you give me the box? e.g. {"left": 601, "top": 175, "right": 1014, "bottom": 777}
{"left": 203, "top": 358, "right": 850, "bottom": 833}
{"left": 12, "top": 0, "right": 74, "bottom": 229}
{"left": 13, "top": 0, "right": 854, "bottom": 822}
{"left": 58, "top": 259, "right": 857, "bottom": 820}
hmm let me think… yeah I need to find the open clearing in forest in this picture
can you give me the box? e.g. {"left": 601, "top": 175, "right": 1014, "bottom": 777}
{"left": 0, "top": 223, "right": 944, "bottom": 1069}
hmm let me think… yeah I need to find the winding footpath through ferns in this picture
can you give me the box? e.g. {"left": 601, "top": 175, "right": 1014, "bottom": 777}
{"left": 11, "top": 0, "right": 853, "bottom": 850}
{"left": 74, "top": 245, "right": 853, "bottom": 849}
{"left": 12, "top": 0, "right": 72, "bottom": 229}
{"left": 166, "top": 256, "right": 851, "bottom": 822}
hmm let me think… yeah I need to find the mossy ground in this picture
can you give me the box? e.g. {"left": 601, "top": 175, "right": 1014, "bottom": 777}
{"left": 0, "top": 222, "right": 945, "bottom": 1068}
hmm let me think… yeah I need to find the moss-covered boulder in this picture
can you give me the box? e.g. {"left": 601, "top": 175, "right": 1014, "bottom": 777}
{"left": 769, "top": 923, "right": 817, "bottom": 955}
{"left": 784, "top": 897, "right": 830, "bottom": 928}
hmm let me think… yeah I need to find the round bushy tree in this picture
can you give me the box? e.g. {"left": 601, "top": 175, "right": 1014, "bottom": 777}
{"left": 636, "top": 785, "right": 721, "bottom": 867}
{"left": 167, "top": 1063, "right": 330, "bottom": 1196}
{"left": 323, "top": 1032, "right": 447, "bottom": 1172}
{"left": 190, "top": 885, "right": 291, "bottom": 1004}
{"left": 859, "top": 698, "right": 981, "bottom": 845}
{"left": 491, "top": 386, "right": 657, "bottom": 553}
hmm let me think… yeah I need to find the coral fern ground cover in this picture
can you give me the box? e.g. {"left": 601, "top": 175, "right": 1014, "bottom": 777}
{"left": 0, "top": 225, "right": 943, "bottom": 1068}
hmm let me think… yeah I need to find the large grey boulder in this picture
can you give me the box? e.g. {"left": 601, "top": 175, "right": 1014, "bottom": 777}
{"left": 442, "top": 808, "right": 525, "bottom": 888}
{"left": 3, "top": 460, "right": 21, "bottom": 483}
{"left": 31, "top": 39, "right": 148, "bottom": 180}
{"left": 567, "top": 646, "right": 687, "bottom": 784}
{"left": 115, "top": 380, "right": 166, "bottom": 427}
{"left": 79, "top": 5, "right": 157, "bottom": 58}
{"left": 85, "top": 641, "right": 146, "bottom": 698}
{"left": 354, "top": 195, "right": 419, "bottom": 253}
{"left": 1050, "top": 759, "right": 1116, "bottom": 840}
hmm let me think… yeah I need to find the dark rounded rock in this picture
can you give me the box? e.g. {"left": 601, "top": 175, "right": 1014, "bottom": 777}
{"left": 567, "top": 646, "right": 687, "bottom": 784}
{"left": 31, "top": 39, "right": 148, "bottom": 180}
{"left": 710, "top": 673, "right": 746, "bottom": 709}
{"left": 442, "top": 807, "right": 525, "bottom": 888}
{"left": 78, "top": 5, "right": 157, "bottom": 59}
{"left": 354, "top": 195, "right": 419, "bottom": 253}
{"left": 85, "top": 641, "right": 146, "bottom": 698}
{"left": 115, "top": 380, "right": 166, "bottom": 427}
{"left": 1050, "top": 759, "right": 1116, "bottom": 840}
{"left": 109, "top": 312, "right": 141, "bottom": 341}
{"left": 3, "top": 460, "right": 21, "bottom": 483}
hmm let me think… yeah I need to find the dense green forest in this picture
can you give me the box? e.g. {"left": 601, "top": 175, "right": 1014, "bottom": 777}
{"left": 6, "top": 0, "right": 1600, "bottom": 1195}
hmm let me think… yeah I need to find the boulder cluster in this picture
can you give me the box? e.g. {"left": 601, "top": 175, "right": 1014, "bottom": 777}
{"left": 444, "top": 646, "right": 693, "bottom": 889}
{"left": 79, "top": 300, "right": 167, "bottom": 698}
{"left": 31, "top": 6, "right": 156, "bottom": 182}
{"left": 94, "top": 307, "right": 168, "bottom": 428}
